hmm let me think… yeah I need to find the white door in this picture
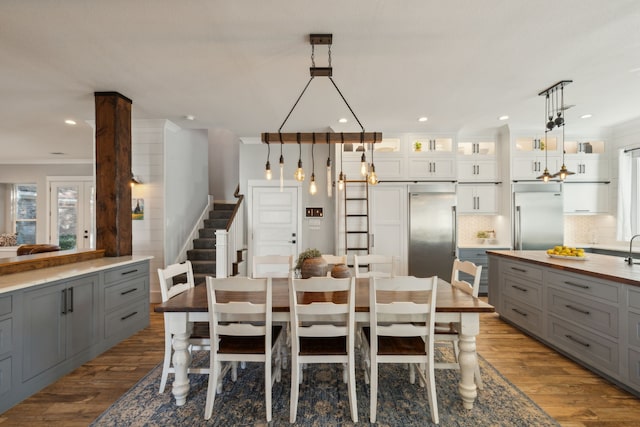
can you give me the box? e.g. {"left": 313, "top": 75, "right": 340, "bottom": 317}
{"left": 249, "top": 182, "right": 301, "bottom": 276}
{"left": 49, "top": 179, "right": 95, "bottom": 250}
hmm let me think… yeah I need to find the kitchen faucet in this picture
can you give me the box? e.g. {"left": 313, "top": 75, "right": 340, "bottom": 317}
{"left": 626, "top": 234, "right": 640, "bottom": 265}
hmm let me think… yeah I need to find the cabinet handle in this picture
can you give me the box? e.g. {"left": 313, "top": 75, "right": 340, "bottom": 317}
{"left": 511, "top": 285, "right": 528, "bottom": 292}
{"left": 512, "top": 308, "right": 528, "bottom": 317}
{"left": 565, "top": 304, "right": 590, "bottom": 315}
{"left": 121, "top": 269, "right": 139, "bottom": 276}
{"left": 565, "top": 334, "right": 590, "bottom": 347}
{"left": 121, "top": 311, "right": 138, "bottom": 321}
{"left": 61, "top": 288, "right": 67, "bottom": 315}
{"left": 511, "top": 267, "right": 527, "bottom": 273}
{"left": 433, "top": 162, "right": 436, "bottom": 173}
{"left": 564, "top": 281, "right": 590, "bottom": 290}
{"left": 121, "top": 288, "right": 138, "bottom": 295}
{"left": 476, "top": 196, "right": 480, "bottom": 210}
{"left": 68, "top": 287, "right": 74, "bottom": 313}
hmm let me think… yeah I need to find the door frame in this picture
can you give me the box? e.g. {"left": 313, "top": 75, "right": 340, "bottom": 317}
{"left": 247, "top": 179, "right": 302, "bottom": 276}
{"left": 46, "top": 176, "right": 95, "bottom": 249}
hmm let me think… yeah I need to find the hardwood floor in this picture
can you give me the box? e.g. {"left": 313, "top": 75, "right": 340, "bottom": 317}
{"left": 1, "top": 303, "right": 639, "bottom": 426}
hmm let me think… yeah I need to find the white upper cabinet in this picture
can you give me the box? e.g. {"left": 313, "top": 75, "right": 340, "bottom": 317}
{"left": 562, "top": 140, "right": 609, "bottom": 181}
{"left": 457, "top": 139, "right": 498, "bottom": 182}
{"left": 410, "top": 136, "right": 454, "bottom": 154}
{"left": 513, "top": 136, "right": 558, "bottom": 154}
{"left": 563, "top": 182, "right": 610, "bottom": 214}
{"left": 457, "top": 141, "right": 496, "bottom": 156}
{"left": 457, "top": 184, "right": 499, "bottom": 214}
{"left": 511, "top": 135, "right": 560, "bottom": 180}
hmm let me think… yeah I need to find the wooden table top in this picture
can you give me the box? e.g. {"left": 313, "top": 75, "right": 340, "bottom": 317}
{"left": 154, "top": 278, "right": 495, "bottom": 314}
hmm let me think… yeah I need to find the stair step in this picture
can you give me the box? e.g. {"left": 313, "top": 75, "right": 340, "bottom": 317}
{"left": 199, "top": 228, "right": 217, "bottom": 239}
{"left": 193, "top": 238, "right": 216, "bottom": 249}
{"left": 213, "top": 203, "right": 235, "bottom": 211}
{"left": 204, "top": 218, "right": 228, "bottom": 229}
{"left": 209, "top": 210, "right": 233, "bottom": 220}
{"left": 191, "top": 260, "right": 216, "bottom": 274}
{"left": 187, "top": 248, "right": 216, "bottom": 261}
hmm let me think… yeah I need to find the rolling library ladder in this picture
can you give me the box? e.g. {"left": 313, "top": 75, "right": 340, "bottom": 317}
{"left": 341, "top": 179, "right": 370, "bottom": 266}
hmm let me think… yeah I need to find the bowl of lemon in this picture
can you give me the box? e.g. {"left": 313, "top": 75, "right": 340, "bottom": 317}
{"left": 546, "top": 245, "right": 587, "bottom": 260}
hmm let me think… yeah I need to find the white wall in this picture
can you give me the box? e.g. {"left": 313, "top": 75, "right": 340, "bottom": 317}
{"left": 208, "top": 128, "right": 240, "bottom": 202}
{"left": 0, "top": 163, "right": 93, "bottom": 242}
{"left": 164, "top": 126, "right": 209, "bottom": 264}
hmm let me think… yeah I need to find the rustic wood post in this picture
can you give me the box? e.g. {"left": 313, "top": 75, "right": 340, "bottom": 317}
{"left": 94, "top": 91, "right": 133, "bottom": 256}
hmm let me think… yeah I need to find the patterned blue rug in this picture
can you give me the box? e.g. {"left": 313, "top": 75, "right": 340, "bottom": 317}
{"left": 92, "top": 347, "right": 558, "bottom": 426}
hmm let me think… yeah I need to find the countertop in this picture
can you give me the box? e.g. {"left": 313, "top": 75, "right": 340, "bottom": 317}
{"left": 0, "top": 255, "right": 153, "bottom": 294}
{"left": 486, "top": 250, "right": 640, "bottom": 287}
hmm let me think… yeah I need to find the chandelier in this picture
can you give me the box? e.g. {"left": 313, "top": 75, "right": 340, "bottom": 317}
{"left": 262, "top": 34, "right": 382, "bottom": 194}
{"left": 537, "top": 80, "right": 573, "bottom": 181}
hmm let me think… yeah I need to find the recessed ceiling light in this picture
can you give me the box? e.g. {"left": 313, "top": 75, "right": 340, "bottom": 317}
{"left": 338, "top": 118, "right": 348, "bottom": 123}
{"left": 580, "top": 114, "right": 592, "bottom": 119}
{"left": 50, "top": 152, "right": 65, "bottom": 155}
{"left": 418, "top": 117, "right": 428, "bottom": 122}
{"left": 498, "top": 115, "right": 509, "bottom": 121}
{"left": 185, "top": 115, "right": 195, "bottom": 121}
{"left": 64, "top": 119, "right": 76, "bottom": 125}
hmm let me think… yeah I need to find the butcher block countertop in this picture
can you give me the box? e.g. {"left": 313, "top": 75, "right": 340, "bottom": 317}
{"left": 486, "top": 250, "right": 640, "bottom": 287}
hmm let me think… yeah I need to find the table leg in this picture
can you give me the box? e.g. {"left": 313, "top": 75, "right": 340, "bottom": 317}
{"left": 171, "top": 330, "right": 192, "bottom": 406}
{"left": 458, "top": 313, "right": 479, "bottom": 409}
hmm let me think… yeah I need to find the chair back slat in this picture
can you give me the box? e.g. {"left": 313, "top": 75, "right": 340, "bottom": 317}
{"left": 450, "top": 259, "right": 482, "bottom": 297}
{"left": 214, "top": 301, "right": 266, "bottom": 314}
{"left": 354, "top": 254, "right": 398, "bottom": 278}
{"left": 157, "top": 261, "right": 195, "bottom": 302}
{"left": 218, "top": 323, "right": 266, "bottom": 336}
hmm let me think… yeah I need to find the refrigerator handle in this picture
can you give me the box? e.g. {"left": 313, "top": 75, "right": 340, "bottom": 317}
{"left": 514, "top": 205, "right": 522, "bottom": 250}
{"left": 451, "top": 206, "right": 457, "bottom": 256}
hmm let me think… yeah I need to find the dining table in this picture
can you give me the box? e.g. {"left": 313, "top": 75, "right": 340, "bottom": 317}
{"left": 154, "top": 277, "right": 494, "bottom": 410}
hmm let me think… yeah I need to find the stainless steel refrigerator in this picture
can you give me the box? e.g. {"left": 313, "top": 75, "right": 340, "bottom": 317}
{"left": 513, "top": 183, "right": 564, "bottom": 250}
{"left": 408, "top": 184, "right": 457, "bottom": 279}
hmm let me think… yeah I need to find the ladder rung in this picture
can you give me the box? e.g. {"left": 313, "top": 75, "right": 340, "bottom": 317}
{"left": 346, "top": 198, "right": 367, "bottom": 201}
{"left": 347, "top": 247, "right": 369, "bottom": 251}
{"left": 346, "top": 214, "right": 367, "bottom": 217}
{"left": 347, "top": 231, "right": 367, "bottom": 234}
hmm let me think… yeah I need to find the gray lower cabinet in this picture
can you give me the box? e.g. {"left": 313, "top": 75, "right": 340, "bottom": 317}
{"left": 458, "top": 247, "right": 509, "bottom": 295}
{"left": 488, "top": 254, "right": 640, "bottom": 396}
{"left": 0, "top": 259, "right": 150, "bottom": 414}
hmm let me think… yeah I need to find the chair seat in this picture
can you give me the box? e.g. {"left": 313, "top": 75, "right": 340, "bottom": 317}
{"left": 191, "top": 322, "right": 210, "bottom": 339}
{"left": 299, "top": 336, "right": 347, "bottom": 356}
{"left": 219, "top": 326, "right": 283, "bottom": 354}
{"left": 363, "top": 327, "right": 426, "bottom": 356}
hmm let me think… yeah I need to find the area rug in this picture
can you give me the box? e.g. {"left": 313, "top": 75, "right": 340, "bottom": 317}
{"left": 92, "top": 348, "right": 559, "bottom": 426}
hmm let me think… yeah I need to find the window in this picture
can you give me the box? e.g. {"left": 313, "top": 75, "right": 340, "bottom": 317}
{"left": 14, "top": 184, "right": 37, "bottom": 244}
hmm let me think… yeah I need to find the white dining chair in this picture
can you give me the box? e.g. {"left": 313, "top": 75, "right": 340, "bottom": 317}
{"left": 288, "top": 273, "right": 358, "bottom": 423}
{"left": 362, "top": 275, "right": 439, "bottom": 424}
{"left": 434, "top": 259, "right": 483, "bottom": 388}
{"left": 353, "top": 254, "right": 397, "bottom": 278}
{"left": 252, "top": 254, "right": 293, "bottom": 278}
{"left": 157, "top": 261, "right": 210, "bottom": 394}
{"left": 204, "top": 276, "right": 284, "bottom": 421}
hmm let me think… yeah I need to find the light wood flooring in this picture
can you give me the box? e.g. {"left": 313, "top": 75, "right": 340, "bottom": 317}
{"left": 1, "top": 302, "right": 639, "bottom": 426}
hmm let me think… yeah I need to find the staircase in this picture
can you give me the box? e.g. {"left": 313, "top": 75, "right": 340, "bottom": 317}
{"left": 186, "top": 202, "right": 235, "bottom": 284}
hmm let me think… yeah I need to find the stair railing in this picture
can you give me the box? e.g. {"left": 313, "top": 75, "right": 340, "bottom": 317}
{"left": 216, "top": 185, "right": 245, "bottom": 278}
{"left": 175, "top": 195, "right": 214, "bottom": 264}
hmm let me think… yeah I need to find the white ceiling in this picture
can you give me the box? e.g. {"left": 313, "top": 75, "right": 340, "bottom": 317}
{"left": 2, "top": 0, "right": 640, "bottom": 163}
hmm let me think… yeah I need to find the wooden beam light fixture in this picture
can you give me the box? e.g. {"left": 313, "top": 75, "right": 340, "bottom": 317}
{"left": 261, "top": 33, "right": 382, "bottom": 146}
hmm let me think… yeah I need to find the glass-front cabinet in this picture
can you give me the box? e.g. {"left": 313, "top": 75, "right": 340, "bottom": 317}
{"left": 514, "top": 136, "right": 558, "bottom": 153}
{"left": 457, "top": 141, "right": 496, "bottom": 156}
{"left": 410, "top": 136, "right": 453, "bottom": 154}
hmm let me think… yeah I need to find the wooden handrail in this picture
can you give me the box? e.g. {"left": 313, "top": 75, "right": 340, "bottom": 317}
{"left": 226, "top": 184, "right": 244, "bottom": 232}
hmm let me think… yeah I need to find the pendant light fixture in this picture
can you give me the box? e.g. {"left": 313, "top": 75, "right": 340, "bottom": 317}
{"left": 338, "top": 133, "right": 345, "bottom": 191}
{"left": 264, "top": 134, "right": 272, "bottom": 180}
{"left": 326, "top": 133, "right": 332, "bottom": 197}
{"left": 294, "top": 133, "right": 305, "bottom": 182}
{"left": 261, "top": 34, "right": 382, "bottom": 195}
{"left": 538, "top": 80, "right": 574, "bottom": 181}
{"left": 309, "top": 134, "right": 317, "bottom": 195}
{"left": 367, "top": 133, "right": 379, "bottom": 185}
{"left": 536, "top": 94, "right": 552, "bottom": 182}
{"left": 279, "top": 134, "right": 284, "bottom": 192}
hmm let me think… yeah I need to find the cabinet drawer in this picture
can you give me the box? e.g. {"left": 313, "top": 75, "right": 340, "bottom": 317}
{"left": 0, "top": 356, "right": 11, "bottom": 396}
{"left": 104, "top": 262, "right": 149, "bottom": 285}
{"left": 629, "top": 287, "right": 640, "bottom": 311}
{"left": 0, "top": 318, "right": 12, "bottom": 355}
{"left": 502, "top": 297, "right": 543, "bottom": 337}
{"left": 547, "top": 270, "right": 619, "bottom": 304}
{"left": 104, "top": 276, "right": 149, "bottom": 312}
{"left": 501, "top": 260, "right": 542, "bottom": 282}
{"left": 548, "top": 315, "right": 619, "bottom": 375}
{"left": 0, "top": 295, "right": 11, "bottom": 317}
{"left": 503, "top": 275, "right": 543, "bottom": 306}
{"left": 547, "top": 288, "right": 618, "bottom": 337}
{"left": 629, "top": 348, "right": 640, "bottom": 388}
{"left": 629, "top": 311, "right": 640, "bottom": 348}
{"left": 104, "top": 299, "right": 149, "bottom": 340}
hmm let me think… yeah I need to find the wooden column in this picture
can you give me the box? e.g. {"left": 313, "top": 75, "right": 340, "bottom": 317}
{"left": 94, "top": 92, "right": 133, "bottom": 257}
